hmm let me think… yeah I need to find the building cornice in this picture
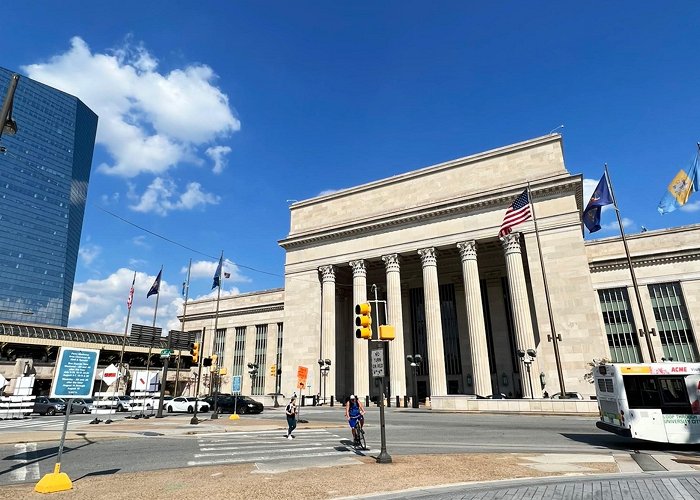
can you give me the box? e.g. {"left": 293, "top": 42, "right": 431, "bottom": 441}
{"left": 589, "top": 249, "right": 700, "bottom": 273}
{"left": 179, "top": 303, "right": 284, "bottom": 323}
{"left": 279, "top": 174, "right": 582, "bottom": 250}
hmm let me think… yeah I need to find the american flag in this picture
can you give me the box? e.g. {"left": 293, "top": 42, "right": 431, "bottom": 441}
{"left": 127, "top": 274, "right": 135, "bottom": 310}
{"left": 499, "top": 188, "right": 532, "bottom": 237}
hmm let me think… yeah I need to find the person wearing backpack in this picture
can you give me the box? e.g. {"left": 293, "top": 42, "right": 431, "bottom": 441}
{"left": 285, "top": 395, "right": 297, "bottom": 439}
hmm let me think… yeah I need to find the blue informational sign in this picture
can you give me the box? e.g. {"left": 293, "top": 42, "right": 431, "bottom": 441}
{"left": 232, "top": 375, "right": 242, "bottom": 394}
{"left": 51, "top": 347, "right": 100, "bottom": 399}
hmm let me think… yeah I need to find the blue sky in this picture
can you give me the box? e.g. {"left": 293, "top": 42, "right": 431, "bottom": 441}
{"left": 4, "top": 2, "right": 699, "bottom": 333}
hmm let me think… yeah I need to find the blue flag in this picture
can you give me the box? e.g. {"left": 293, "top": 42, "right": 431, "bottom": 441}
{"left": 212, "top": 254, "right": 223, "bottom": 289}
{"left": 147, "top": 268, "right": 162, "bottom": 298}
{"left": 658, "top": 154, "right": 699, "bottom": 215}
{"left": 583, "top": 174, "right": 613, "bottom": 233}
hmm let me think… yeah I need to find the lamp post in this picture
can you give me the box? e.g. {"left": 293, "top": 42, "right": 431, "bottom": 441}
{"left": 317, "top": 359, "right": 331, "bottom": 405}
{"left": 247, "top": 362, "right": 259, "bottom": 396}
{"left": 406, "top": 354, "right": 422, "bottom": 409}
{"left": 0, "top": 73, "right": 19, "bottom": 149}
{"left": 517, "top": 349, "right": 537, "bottom": 399}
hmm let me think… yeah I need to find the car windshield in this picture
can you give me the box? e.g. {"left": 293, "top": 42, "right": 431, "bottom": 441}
{"left": 120, "top": 396, "right": 133, "bottom": 400}
{"left": 48, "top": 398, "right": 64, "bottom": 403}
{"left": 82, "top": 399, "right": 93, "bottom": 404}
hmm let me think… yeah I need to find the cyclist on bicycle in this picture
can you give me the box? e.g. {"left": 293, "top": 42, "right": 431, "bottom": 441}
{"left": 345, "top": 395, "right": 365, "bottom": 444}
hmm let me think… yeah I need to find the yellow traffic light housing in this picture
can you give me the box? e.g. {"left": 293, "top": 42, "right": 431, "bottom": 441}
{"left": 190, "top": 342, "right": 200, "bottom": 364}
{"left": 355, "top": 302, "right": 372, "bottom": 340}
{"left": 210, "top": 354, "right": 219, "bottom": 372}
{"left": 379, "top": 325, "right": 395, "bottom": 341}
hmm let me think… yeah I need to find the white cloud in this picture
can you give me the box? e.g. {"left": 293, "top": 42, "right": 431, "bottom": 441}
{"left": 681, "top": 201, "right": 700, "bottom": 212}
{"left": 183, "top": 258, "right": 249, "bottom": 284}
{"left": 23, "top": 36, "right": 240, "bottom": 179}
{"left": 132, "top": 235, "right": 150, "bottom": 248}
{"left": 206, "top": 145, "right": 232, "bottom": 174}
{"left": 130, "top": 177, "right": 220, "bottom": 216}
{"left": 582, "top": 177, "right": 613, "bottom": 215}
{"left": 318, "top": 188, "right": 339, "bottom": 197}
{"left": 78, "top": 244, "right": 101, "bottom": 266}
{"left": 69, "top": 267, "right": 183, "bottom": 334}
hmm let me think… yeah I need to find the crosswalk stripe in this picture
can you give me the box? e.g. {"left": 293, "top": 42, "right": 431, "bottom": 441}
{"left": 199, "top": 439, "right": 342, "bottom": 451}
{"left": 196, "top": 428, "right": 330, "bottom": 438}
{"left": 188, "top": 449, "right": 356, "bottom": 467}
{"left": 195, "top": 445, "right": 335, "bottom": 458}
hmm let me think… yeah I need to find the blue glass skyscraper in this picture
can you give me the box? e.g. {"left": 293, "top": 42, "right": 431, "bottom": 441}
{"left": 0, "top": 68, "right": 97, "bottom": 326}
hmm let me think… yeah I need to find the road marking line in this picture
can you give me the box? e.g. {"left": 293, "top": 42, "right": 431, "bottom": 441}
{"left": 195, "top": 445, "right": 331, "bottom": 458}
{"left": 199, "top": 439, "right": 340, "bottom": 451}
{"left": 188, "top": 450, "right": 354, "bottom": 466}
{"left": 196, "top": 428, "right": 328, "bottom": 438}
{"left": 8, "top": 442, "right": 39, "bottom": 483}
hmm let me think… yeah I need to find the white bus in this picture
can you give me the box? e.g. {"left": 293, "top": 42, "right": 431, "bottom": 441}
{"left": 594, "top": 362, "right": 700, "bottom": 444}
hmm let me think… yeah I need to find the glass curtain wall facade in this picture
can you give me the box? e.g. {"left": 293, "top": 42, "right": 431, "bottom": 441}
{"left": 0, "top": 68, "right": 97, "bottom": 326}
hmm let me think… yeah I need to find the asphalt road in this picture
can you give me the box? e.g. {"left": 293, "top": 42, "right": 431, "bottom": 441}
{"left": 1, "top": 407, "right": 698, "bottom": 486}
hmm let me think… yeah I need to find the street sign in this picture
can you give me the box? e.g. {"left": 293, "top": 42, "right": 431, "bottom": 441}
{"left": 232, "top": 375, "right": 242, "bottom": 394}
{"left": 297, "top": 366, "right": 308, "bottom": 390}
{"left": 371, "top": 349, "right": 385, "bottom": 378}
{"left": 101, "top": 364, "right": 119, "bottom": 387}
{"left": 51, "top": 347, "right": 100, "bottom": 399}
{"left": 160, "top": 349, "right": 173, "bottom": 358}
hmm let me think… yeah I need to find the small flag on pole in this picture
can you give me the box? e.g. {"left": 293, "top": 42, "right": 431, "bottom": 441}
{"left": 658, "top": 152, "right": 699, "bottom": 215}
{"left": 583, "top": 173, "right": 614, "bottom": 233}
{"left": 499, "top": 188, "right": 532, "bottom": 237}
{"left": 212, "top": 254, "right": 223, "bottom": 289}
{"left": 147, "top": 268, "right": 162, "bottom": 298}
{"left": 127, "top": 273, "right": 135, "bottom": 310}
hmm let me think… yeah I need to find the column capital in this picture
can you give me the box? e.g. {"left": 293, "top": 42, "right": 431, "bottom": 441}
{"left": 349, "top": 260, "right": 366, "bottom": 278}
{"left": 457, "top": 241, "right": 478, "bottom": 262}
{"left": 418, "top": 247, "right": 437, "bottom": 267}
{"left": 501, "top": 232, "right": 522, "bottom": 255}
{"left": 381, "top": 253, "right": 400, "bottom": 273}
{"left": 318, "top": 265, "right": 336, "bottom": 283}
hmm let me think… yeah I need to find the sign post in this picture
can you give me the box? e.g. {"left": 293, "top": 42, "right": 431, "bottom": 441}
{"left": 229, "top": 375, "right": 242, "bottom": 420}
{"left": 35, "top": 347, "right": 99, "bottom": 493}
{"left": 296, "top": 366, "right": 309, "bottom": 422}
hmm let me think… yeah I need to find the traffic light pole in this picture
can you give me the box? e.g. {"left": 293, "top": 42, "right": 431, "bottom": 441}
{"left": 370, "top": 284, "right": 391, "bottom": 464}
{"left": 191, "top": 327, "right": 206, "bottom": 425}
{"left": 155, "top": 333, "right": 172, "bottom": 418}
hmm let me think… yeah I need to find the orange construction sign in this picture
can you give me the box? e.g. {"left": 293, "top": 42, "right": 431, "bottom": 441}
{"left": 297, "top": 366, "right": 308, "bottom": 389}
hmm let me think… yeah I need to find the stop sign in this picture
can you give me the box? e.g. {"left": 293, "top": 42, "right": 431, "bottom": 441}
{"left": 101, "top": 364, "right": 119, "bottom": 387}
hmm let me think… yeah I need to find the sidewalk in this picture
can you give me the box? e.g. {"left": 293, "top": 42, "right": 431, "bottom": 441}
{"left": 1, "top": 414, "right": 699, "bottom": 499}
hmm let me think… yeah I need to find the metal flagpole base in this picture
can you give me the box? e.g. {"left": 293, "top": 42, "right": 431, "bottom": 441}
{"left": 210, "top": 411, "right": 219, "bottom": 420}
{"left": 104, "top": 419, "right": 113, "bottom": 424}
{"left": 190, "top": 416, "right": 199, "bottom": 425}
{"left": 376, "top": 450, "right": 393, "bottom": 464}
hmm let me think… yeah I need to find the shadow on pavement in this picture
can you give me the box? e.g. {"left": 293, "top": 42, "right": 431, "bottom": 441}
{"left": 74, "top": 468, "right": 121, "bottom": 482}
{"left": 562, "top": 432, "right": 700, "bottom": 455}
{"left": 0, "top": 433, "right": 95, "bottom": 478}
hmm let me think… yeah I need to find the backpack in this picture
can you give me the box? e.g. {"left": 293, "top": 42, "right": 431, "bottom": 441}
{"left": 285, "top": 401, "right": 295, "bottom": 416}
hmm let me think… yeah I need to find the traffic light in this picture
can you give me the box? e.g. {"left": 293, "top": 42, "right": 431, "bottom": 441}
{"left": 379, "top": 325, "right": 395, "bottom": 341}
{"left": 210, "top": 354, "right": 218, "bottom": 372}
{"left": 355, "top": 302, "right": 372, "bottom": 339}
{"left": 190, "top": 342, "right": 200, "bottom": 364}
{"left": 203, "top": 357, "right": 212, "bottom": 367}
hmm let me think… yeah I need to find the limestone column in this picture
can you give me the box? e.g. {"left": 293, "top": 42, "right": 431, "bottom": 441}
{"left": 382, "top": 253, "right": 406, "bottom": 400}
{"left": 349, "top": 260, "right": 369, "bottom": 399}
{"left": 501, "top": 233, "right": 538, "bottom": 398}
{"left": 319, "top": 265, "right": 336, "bottom": 400}
{"left": 418, "top": 247, "right": 447, "bottom": 397}
{"left": 457, "top": 241, "right": 492, "bottom": 397}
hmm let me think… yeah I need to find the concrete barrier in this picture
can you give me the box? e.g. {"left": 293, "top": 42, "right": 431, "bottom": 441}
{"left": 429, "top": 395, "right": 598, "bottom": 414}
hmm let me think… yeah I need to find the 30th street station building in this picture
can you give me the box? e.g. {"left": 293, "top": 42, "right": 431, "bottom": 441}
{"left": 181, "top": 134, "right": 700, "bottom": 409}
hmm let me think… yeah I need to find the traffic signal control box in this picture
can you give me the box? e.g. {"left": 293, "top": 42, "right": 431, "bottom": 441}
{"left": 379, "top": 325, "right": 395, "bottom": 341}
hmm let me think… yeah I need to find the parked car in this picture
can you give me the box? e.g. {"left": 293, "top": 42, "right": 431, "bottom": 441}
{"left": 205, "top": 395, "right": 263, "bottom": 414}
{"left": 33, "top": 397, "right": 66, "bottom": 416}
{"left": 164, "top": 397, "right": 209, "bottom": 413}
{"left": 550, "top": 392, "right": 584, "bottom": 400}
{"left": 95, "top": 395, "right": 136, "bottom": 412}
{"left": 70, "top": 398, "right": 95, "bottom": 414}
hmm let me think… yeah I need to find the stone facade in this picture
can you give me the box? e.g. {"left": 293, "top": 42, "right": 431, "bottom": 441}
{"left": 181, "top": 135, "right": 700, "bottom": 407}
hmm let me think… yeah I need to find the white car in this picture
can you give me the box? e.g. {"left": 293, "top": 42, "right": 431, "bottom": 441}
{"left": 164, "top": 397, "right": 209, "bottom": 413}
{"left": 94, "top": 395, "right": 137, "bottom": 412}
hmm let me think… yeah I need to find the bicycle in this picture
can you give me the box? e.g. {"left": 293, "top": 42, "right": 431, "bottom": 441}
{"left": 352, "top": 418, "right": 366, "bottom": 450}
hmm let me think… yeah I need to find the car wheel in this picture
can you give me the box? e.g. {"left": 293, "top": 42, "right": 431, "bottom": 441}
{"left": 82, "top": 408, "right": 89, "bottom": 414}
{"left": 167, "top": 406, "right": 173, "bottom": 413}
{"left": 187, "top": 406, "right": 193, "bottom": 413}
{"left": 117, "top": 405, "right": 124, "bottom": 412}
{"left": 46, "top": 408, "right": 56, "bottom": 416}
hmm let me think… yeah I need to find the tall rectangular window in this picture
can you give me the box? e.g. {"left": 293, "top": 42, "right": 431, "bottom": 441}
{"left": 275, "top": 323, "right": 283, "bottom": 394}
{"left": 213, "top": 328, "right": 226, "bottom": 366}
{"left": 598, "top": 288, "right": 642, "bottom": 363}
{"left": 253, "top": 324, "right": 268, "bottom": 395}
{"left": 649, "top": 283, "right": 698, "bottom": 362}
{"left": 232, "top": 327, "right": 246, "bottom": 379}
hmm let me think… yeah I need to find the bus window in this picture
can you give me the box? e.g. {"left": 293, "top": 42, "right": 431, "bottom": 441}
{"left": 658, "top": 377, "right": 692, "bottom": 414}
{"left": 623, "top": 376, "right": 661, "bottom": 408}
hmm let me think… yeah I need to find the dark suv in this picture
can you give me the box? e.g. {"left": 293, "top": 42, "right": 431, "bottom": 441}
{"left": 33, "top": 397, "right": 67, "bottom": 416}
{"left": 205, "top": 394, "right": 263, "bottom": 414}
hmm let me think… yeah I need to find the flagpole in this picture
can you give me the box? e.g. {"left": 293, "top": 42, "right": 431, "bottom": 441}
{"left": 527, "top": 182, "right": 566, "bottom": 398}
{"left": 143, "top": 266, "right": 162, "bottom": 418}
{"left": 210, "top": 252, "right": 223, "bottom": 420}
{"left": 107, "top": 271, "right": 136, "bottom": 425}
{"left": 604, "top": 164, "right": 657, "bottom": 362}
{"left": 174, "top": 259, "right": 192, "bottom": 398}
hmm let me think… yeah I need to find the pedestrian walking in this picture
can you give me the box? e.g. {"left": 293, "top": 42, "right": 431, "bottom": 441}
{"left": 285, "top": 395, "right": 297, "bottom": 439}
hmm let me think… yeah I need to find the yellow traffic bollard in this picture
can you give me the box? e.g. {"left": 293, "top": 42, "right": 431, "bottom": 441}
{"left": 35, "top": 463, "right": 72, "bottom": 493}
{"left": 229, "top": 413, "right": 240, "bottom": 420}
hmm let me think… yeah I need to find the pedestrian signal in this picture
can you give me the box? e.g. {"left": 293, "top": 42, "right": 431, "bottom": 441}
{"left": 355, "top": 302, "right": 372, "bottom": 340}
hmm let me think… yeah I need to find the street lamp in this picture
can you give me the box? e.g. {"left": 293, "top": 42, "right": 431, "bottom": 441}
{"left": 406, "top": 354, "right": 422, "bottom": 409}
{"left": 317, "top": 359, "right": 331, "bottom": 405}
{"left": 517, "top": 348, "right": 537, "bottom": 399}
